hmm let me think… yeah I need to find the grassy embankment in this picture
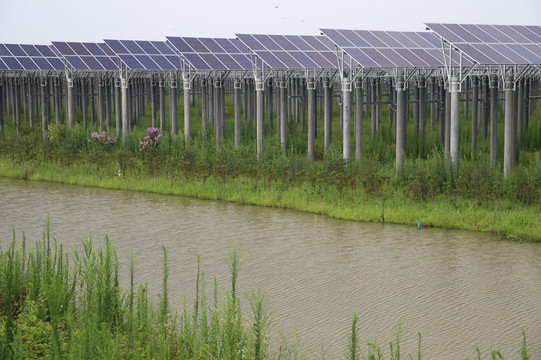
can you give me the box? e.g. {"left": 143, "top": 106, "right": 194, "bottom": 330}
{"left": 0, "top": 92, "right": 540, "bottom": 241}
{"left": 0, "top": 229, "right": 534, "bottom": 359}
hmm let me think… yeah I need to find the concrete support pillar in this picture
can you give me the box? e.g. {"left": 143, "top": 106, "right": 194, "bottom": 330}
{"left": 105, "top": 80, "right": 111, "bottom": 129}
{"left": 414, "top": 81, "right": 420, "bottom": 130}
{"left": 471, "top": 76, "right": 479, "bottom": 152}
{"left": 524, "top": 78, "right": 530, "bottom": 130}
{"left": 307, "top": 77, "right": 316, "bottom": 161}
{"left": 14, "top": 79, "right": 21, "bottom": 131}
{"left": 256, "top": 77, "right": 264, "bottom": 155}
{"left": 430, "top": 78, "right": 436, "bottom": 131}
{"left": 450, "top": 76, "right": 460, "bottom": 166}
{"left": 396, "top": 76, "right": 406, "bottom": 172}
{"left": 342, "top": 76, "right": 352, "bottom": 161}
{"left": 280, "top": 78, "right": 287, "bottom": 154}
{"left": 40, "top": 78, "right": 48, "bottom": 142}
{"left": 90, "top": 79, "right": 96, "bottom": 128}
{"left": 517, "top": 78, "right": 524, "bottom": 144}
{"left": 375, "top": 78, "right": 380, "bottom": 131}
{"left": 67, "top": 76, "right": 74, "bottom": 128}
{"left": 439, "top": 80, "right": 445, "bottom": 144}
{"left": 490, "top": 75, "right": 498, "bottom": 165}
{"left": 150, "top": 78, "right": 156, "bottom": 127}
{"left": 300, "top": 78, "right": 306, "bottom": 129}
{"left": 81, "top": 78, "right": 88, "bottom": 130}
{"left": 371, "top": 78, "right": 377, "bottom": 136}
{"left": 464, "top": 79, "right": 469, "bottom": 118}
{"left": 53, "top": 78, "right": 61, "bottom": 126}
{"left": 504, "top": 75, "right": 515, "bottom": 178}
{"left": 388, "top": 78, "right": 394, "bottom": 130}
{"left": 234, "top": 79, "right": 241, "bottom": 148}
{"left": 169, "top": 79, "right": 178, "bottom": 135}
{"left": 267, "top": 78, "right": 273, "bottom": 129}
{"left": 121, "top": 77, "right": 128, "bottom": 143}
{"left": 418, "top": 77, "right": 426, "bottom": 147}
{"left": 201, "top": 79, "right": 208, "bottom": 140}
{"left": 445, "top": 83, "right": 451, "bottom": 156}
{"left": 214, "top": 79, "right": 222, "bottom": 147}
{"left": 183, "top": 76, "right": 190, "bottom": 146}
{"left": 483, "top": 76, "right": 490, "bottom": 141}
{"left": 324, "top": 77, "right": 332, "bottom": 152}
{"left": 115, "top": 79, "right": 121, "bottom": 136}
{"left": 355, "top": 78, "right": 363, "bottom": 161}
{"left": 98, "top": 79, "right": 104, "bottom": 131}
{"left": 159, "top": 78, "right": 165, "bottom": 130}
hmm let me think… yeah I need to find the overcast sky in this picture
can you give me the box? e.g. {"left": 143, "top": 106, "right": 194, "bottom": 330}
{"left": 0, "top": 0, "right": 540, "bottom": 45}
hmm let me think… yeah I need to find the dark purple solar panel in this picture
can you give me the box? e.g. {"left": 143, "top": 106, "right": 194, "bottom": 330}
{"left": 289, "top": 52, "right": 318, "bottom": 68}
{"left": 386, "top": 32, "right": 418, "bottom": 48}
{"left": 2, "top": 57, "right": 24, "bottom": 70}
{"left": 342, "top": 48, "right": 378, "bottom": 67}
{"left": 47, "top": 58, "right": 65, "bottom": 70}
{"left": 183, "top": 53, "right": 211, "bottom": 70}
{"left": 476, "top": 25, "right": 514, "bottom": 43}
{"left": 361, "top": 48, "right": 396, "bottom": 67}
{"left": 304, "top": 52, "right": 335, "bottom": 68}
{"left": 118, "top": 54, "right": 144, "bottom": 70}
{"left": 98, "top": 43, "right": 115, "bottom": 56}
{"left": 149, "top": 55, "right": 177, "bottom": 70}
{"left": 496, "top": 25, "right": 530, "bottom": 43}
{"left": 417, "top": 32, "right": 441, "bottom": 48}
{"left": 489, "top": 44, "right": 528, "bottom": 63}
{"left": 198, "top": 53, "right": 225, "bottom": 69}
{"left": 409, "top": 49, "right": 443, "bottom": 66}
{"left": 425, "top": 24, "right": 464, "bottom": 43}
{"left": 283, "top": 35, "right": 313, "bottom": 51}
{"left": 444, "top": 24, "right": 482, "bottom": 43}
{"left": 36, "top": 45, "right": 55, "bottom": 57}
{"left": 69, "top": 42, "right": 91, "bottom": 55}
{"left": 255, "top": 51, "right": 286, "bottom": 68}
{"left": 253, "top": 35, "right": 282, "bottom": 51}
{"left": 0, "top": 44, "right": 11, "bottom": 56}
{"left": 337, "top": 30, "right": 371, "bottom": 47}
{"left": 214, "top": 53, "right": 243, "bottom": 70}
{"left": 80, "top": 56, "right": 104, "bottom": 70}
{"left": 120, "top": 40, "right": 144, "bottom": 54}
{"left": 64, "top": 55, "right": 90, "bottom": 70}
{"left": 378, "top": 48, "right": 410, "bottom": 67}
{"left": 404, "top": 32, "right": 435, "bottom": 48}
{"left": 475, "top": 43, "right": 514, "bottom": 63}
{"left": 20, "top": 45, "right": 40, "bottom": 57}
{"left": 506, "top": 44, "right": 541, "bottom": 63}
{"left": 393, "top": 48, "right": 428, "bottom": 66}
{"left": 164, "top": 55, "right": 180, "bottom": 68}
{"left": 269, "top": 35, "right": 297, "bottom": 51}
{"left": 198, "top": 38, "right": 225, "bottom": 53}
{"left": 453, "top": 44, "right": 495, "bottom": 64}
{"left": 166, "top": 37, "right": 194, "bottom": 53}
{"left": 32, "top": 57, "right": 54, "bottom": 70}
{"left": 214, "top": 38, "right": 241, "bottom": 53}
{"left": 133, "top": 55, "right": 159, "bottom": 69}
{"left": 300, "top": 36, "right": 330, "bottom": 51}
{"left": 523, "top": 44, "right": 541, "bottom": 58}
{"left": 230, "top": 54, "right": 253, "bottom": 70}
{"left": 0, "top": 58, "right": 8, "bottom": 70}
{"left": 83, "top": 43, "right": 106, "bottom": 56}
{"left": 136, "top": 41, "right": 159, "bottom": 54}
{"left": 151, "top": 41, "right": 176, "bottom": 55}
{"left": 320, "top": 29, "right": 355, "bottom": 47}
{"left": 354, "top": 31, "right": 387, "bottom": 47}
{"left": 95, "top": 57, "right": 118, "bottom": 70}
{"left": 372, "top": 31, "right": 402, "bottom": 47}
{"left": 17, "top": 57, "right": 39, "bottom": 70}
{"left": 5, "top": 44, "right": 26, "bottom": 57}
{"left": 236, "top": 34, "right": 266, "bottom": 51}
{"left": 232, "top": 39, "right": 250, "bottom": 53}
{"left": 273, "top": 51, "right": 302, "bottom": 68}
{"left": 52, "top": 42, "right": 76, "bottom": 55}
{"left": 183, "top": 38, "right": 208, "bottom": 53}
{"left": 509, "top": 25, "right": 541, "bottom": 43}
{"left": 104, "top": 40, "right": 129, "bottom": 54}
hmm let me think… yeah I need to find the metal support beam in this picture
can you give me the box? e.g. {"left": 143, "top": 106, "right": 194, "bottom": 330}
{"left": 418, "top": 77, "right": 426, "bottom": 148}
{"left": 234, "top": 79, "right": 241, "bottom": 148}
{"left": 159, "top": 78, "right": 165, "bottom": 131}
{"left": 471, "top": 76, "right": 478, "bottom": 152}
{"left": 256, "top": 77, "right": 264, "bottom": 155}
{"left": 121, "top": 77, "right": 129, "bottom": 143}
{"left": 280, "top": 78, "right": 287, "bottom": 155}
{"left": 504, "top": 75, "right": 515, "bottom": 178}
{"left": 490, "top": 75, "right": 498, "bottom": 165}
{"left": 183, "top": 76, "right": 190, "bottom": 146}
{"left": 307, "top": 77, "right": 316, "bottom": 161}
{"left": 67, "top": 76, "right": 74, "bottom": 128}
{"left": 115, "top": 79, "right": 121, "bottom": 136}
{"left": 396, "top": 75, "right": 406, "bottom": 172}
{"left": 40, "top": 77, "right": 48, "bottom": 142}
{"left": 201, "top": 79, "right": 208, "bottom": 140}
{"left": 355, "top": 78, "right": 363, "bottom": 161}
{"left": 342, "top": 75, "right": 351, "bottom": 161}
{"left": 324, "top": 77, "right": 332, "bottom": 153}
{"left": 371, "top": 78, "right": 377, "bottom": 136}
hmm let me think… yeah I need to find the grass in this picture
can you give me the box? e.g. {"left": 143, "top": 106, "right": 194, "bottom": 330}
{"left": 0, "top": 91, "right": 540, "bottom": 242}
{"left": 0, "top": 228, "right": 535, "bottom": 359}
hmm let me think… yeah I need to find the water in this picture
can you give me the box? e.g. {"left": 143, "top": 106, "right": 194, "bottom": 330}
{"left": 1, "top": 177, "right": 540, "bottom": 359}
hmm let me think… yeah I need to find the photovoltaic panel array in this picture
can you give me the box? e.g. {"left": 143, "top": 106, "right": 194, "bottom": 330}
{"left": 103, "top": 40, "right": 180, "bottom": 71}
{"left": 235, "top": 34, "right": 349, "bottom": 69}
{"left": 320, "top": 29, "right": 467, "bottom": 68}
{"left": 51, "top": 42, "right": 119, "bottom": 71}
{"left": 165, "top": 37, "right": 254, "bottom": 71}
{"left": 425, "top": 23, "right": 541, "bottom": 65}
{"left": 0, "top": 43, "right": 64, "bottom": 71}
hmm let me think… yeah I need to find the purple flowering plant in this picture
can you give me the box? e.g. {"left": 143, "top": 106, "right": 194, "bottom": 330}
{"left": 140, "top": 127, "right": 162, "bottom": 151}
{"left": 88, "top": 131, "right": 118, "bottom": 146}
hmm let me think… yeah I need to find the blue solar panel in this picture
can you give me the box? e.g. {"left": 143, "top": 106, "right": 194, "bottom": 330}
{"left": 120, "top": 40, "right": 144, "bottom": 54}
{"left": 235, "top": 34, "right": 266, "bottom": 51}
{"left": 214, "top": 53, "right": 243, "bottom": 70}
{"left": 215, "top": 38, "right": 241, "bottom": 53}
{"left": 0, "top": 44, "right": 10, "bottom": 56}
{"left": 32, "top": 57, "right": 54, "bottom": 70}
{"left": 36, "top": 45, "right": 56, "bottom": 57}
{"left": 68, "top": 42, "right": 91, "bottom": 55}
{"left": 80, "top": 56, "right": 104, "bottom": 70}
{"left": 52, "top": 42, "right": 76, "bottom": 56}
{"left": 289, "top": 51, "right": 318, "bottom": 68}
{"left": 64, "top": 55, "right": 89, "bottom": 70}
{"left": 134, "top": 54, "right": 160, "bottom": 70}
{"left": 0, "top": 58, "right": 8, "bottom": 70}
{"left": 17, "top": 57, "right": 39, "bottom": 70}
{"left": 183, "top": 38, "right": 208, "bottom": 53}
{"left": 95, "top": 56, "right": 118, "bottom": 70}
{"left": 6, "top": 44, "right": 26, "bottom": 57}
{"left": 269, "top": 35, "right": 297, "bottom": 51}
{"left": 118, "top": 54, "right": 144, "bottom": 69}
{"left": 104, "top": 40, "right": 129, "bottom": 54}
{"left": 151, "top": 41, "right": 176, "bottom": 55}
{"left": 1, "top": 57, "right": 24, "bottom": 70}
{"left": 83, "top": 43, "right": 106, "bottom": 56}
{"left": 166, "top": 37, "right": 193, "bottom": 53}
{"left": 20, "top": 44, "right": 41, "bottom": 57}
{"left": 149, "top": 55, "right": 176, "bottom": 70}
{"left": 182, "top": 53, "right": 210, "bottom": 70}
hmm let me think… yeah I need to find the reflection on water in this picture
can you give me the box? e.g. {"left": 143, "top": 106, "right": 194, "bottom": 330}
{"left": 1, "top": 177, "right": 540, "bottom": 359}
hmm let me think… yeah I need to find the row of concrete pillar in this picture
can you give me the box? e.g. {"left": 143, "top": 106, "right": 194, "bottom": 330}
{"left": 1, "top": 74, "right": 538, "bottom": 176}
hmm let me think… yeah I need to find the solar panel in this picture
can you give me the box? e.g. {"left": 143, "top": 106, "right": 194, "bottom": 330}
{"left": 103, "top": 39, "right": 179, "bottom": 71}
{"left": 166, "top": 36, "right": 253, "bottom": 71}
{"left": 321, "top": 29, "right": 448, "bottom": 69}
{"left": 425, "top": 23, "right": 541, "bottom": 65}
{"left": 52, "top": 41, "right": 119, "bottom": 71}
{"left": 236, "top": 34, "right": 342, "bottom": 70}
{"left": 0, "top": 43, "right": 64, "bottom": 71}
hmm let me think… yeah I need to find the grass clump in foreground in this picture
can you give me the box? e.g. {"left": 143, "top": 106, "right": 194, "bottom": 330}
{"left": 0, "top": 226, "right": 535, "bottom": 359}
{"left": 0, "top": 95, "right": 540, "bottom": 242}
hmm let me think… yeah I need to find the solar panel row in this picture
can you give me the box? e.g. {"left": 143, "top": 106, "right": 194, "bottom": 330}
{"left": 0, "top": 43, "right": 64, "bottom": 71}
{"left": 103, "top": 40, "right": 179, "bottom": 71}
{"left": 166, "top": 37, "right": 254, "bottom": 71}
{"left": 51, "top": 42, "right": 119, "bottom": 71}
{"left": 425, "top": 23, "right": 541, "bottom": 65}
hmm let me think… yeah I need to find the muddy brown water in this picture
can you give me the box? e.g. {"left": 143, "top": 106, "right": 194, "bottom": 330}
{"left": 1, "top": 177, "right": 540, "bottom": 358}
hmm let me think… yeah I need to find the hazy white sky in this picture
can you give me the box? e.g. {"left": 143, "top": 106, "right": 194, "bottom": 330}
{"left": 0, "top": 0, "right": 540, "bottom": 45}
